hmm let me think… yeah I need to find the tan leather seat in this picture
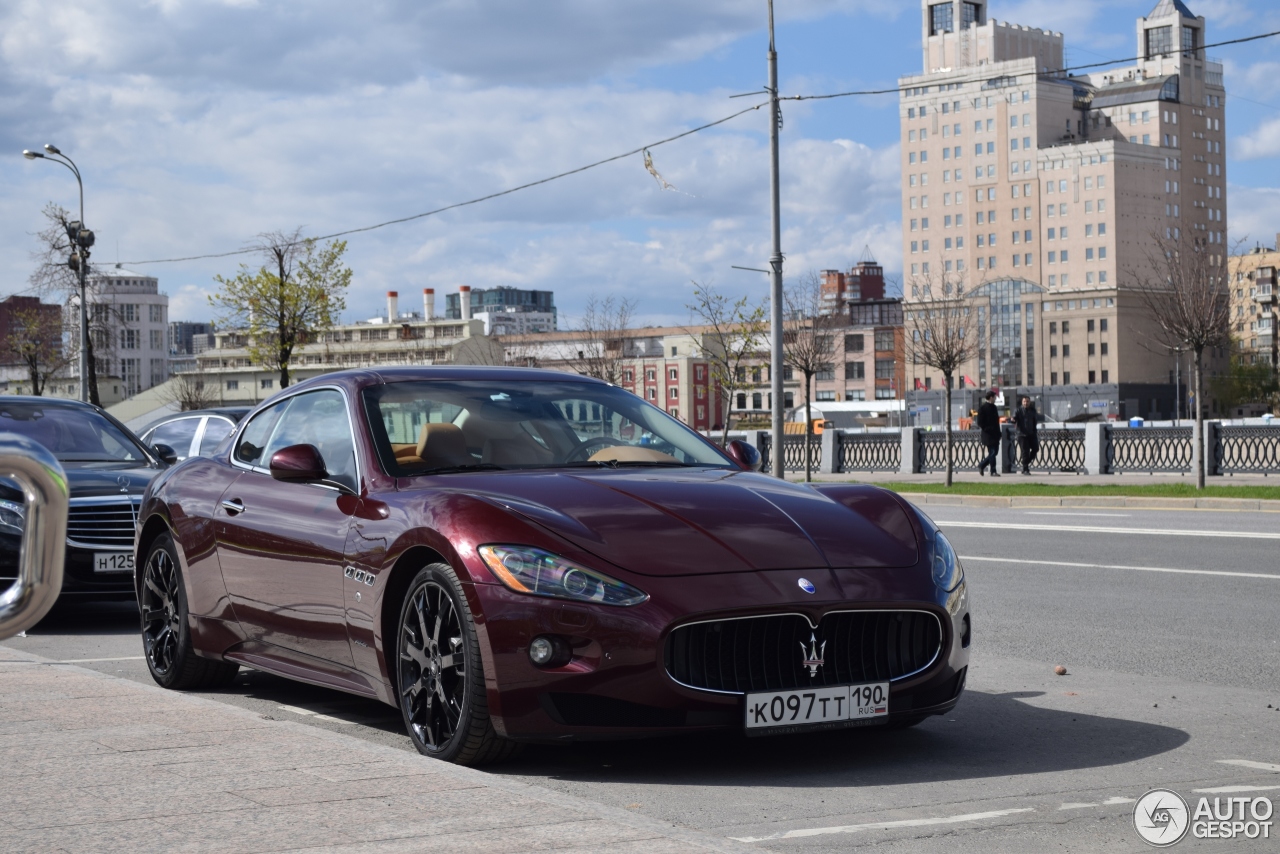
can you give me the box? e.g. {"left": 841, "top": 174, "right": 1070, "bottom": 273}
{"left": 417, "top": 423, "right": 472, "bottom": 468}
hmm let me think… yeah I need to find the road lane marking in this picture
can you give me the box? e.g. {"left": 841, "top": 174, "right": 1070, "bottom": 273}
{"left": 960, "top": 555, "right": 1280, "bottom": 582}
{"left": 277, "top": 704, "right": 354, "bottom": 725}
{"left": 728, "top": 808, "right": 1036, "bottom": 842}
{"left": 936, "top": 520, "right": 1280, "bottom": 540}
{"left": 51, "top": 656, "right": 147, "bottom": 664}
{"left": 1195, "top": 785, "right": 1280, "bottom": 794}
{"left": 1219, "top": 759, "right": 1280, "bottom": 773}
{"left": 1025, "top": 512, "right": 1132, "bottom": 518}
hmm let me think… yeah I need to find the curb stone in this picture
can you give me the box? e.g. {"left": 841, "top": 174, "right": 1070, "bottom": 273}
{"left": 897, "top": 493, "right": 1280, "bottom": 512}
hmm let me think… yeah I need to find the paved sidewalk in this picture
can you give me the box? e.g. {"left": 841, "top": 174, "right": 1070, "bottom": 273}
{"left": 0, "top": 649, "right": 752, "bottom": 854}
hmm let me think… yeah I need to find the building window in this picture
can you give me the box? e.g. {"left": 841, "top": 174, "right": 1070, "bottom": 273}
{"left": 752, "top": 393, "right": 763, "bottom": 409}
{"left": 647, "top": 388, "right": 656, "bottom": 400}
{"left": 669, "top": 387, "right": 679, "bottom": 400}
{"left": 816, "top": 364, "right": 835, "bottom": 381}
{"left": 1051, "top": 372, "right": 1058, "bottom": 385}
{"left": 1063, "top": 372, "right": 1071, "bottom": 384}
{"left": 646, "top": 369, "right": 655, "bottom": 381}
{"left": 669, "top": 409, "right": 679, "bottom": 419}
{"left": 929, "top": 2, "right": 954, "bottom": 35}
{"left": 149, "top": 304, "right": 164, "bottom": 323}
{"left": 668, "top": 368, "right": 678, "bottom": 380}
{"left": 623, "top": 370, "right": 633, "bottom": 382}
{"left": 846, "top": 361, "right": 866, "bottom": 380}
{"left": 845, "top": 390, "right": 866, "bottom": 401}
{"left": 874, "top": 330, "right": 895, "bottom": 351}
{"left": 816, "top": 391, "right": 836, "bottom": 402}
{"left": 260, "top": 379, "right": 273, "bottom": 389}
{"left": 121, "top": 329, "right": 140, "bottom": 350}
{"left": 1101, "top": 370, "right": 1109, "bottom": 383}
{"left": 1101, "top": 342, "right": 1109, "bottom": 355}
{"left": 695, "top": 365, "right": 705, "bottom": 381}
{"left": 122, "top": 304, "right": 139, "bottom": 322}
{"left": 874, "top": 360, "right": 895, "bottom": 380}
{"left": 845, "top": 334, "right": 864, "bottom": 353}
{"left": 227, "top": 380, "right": 239, "bottom": 391}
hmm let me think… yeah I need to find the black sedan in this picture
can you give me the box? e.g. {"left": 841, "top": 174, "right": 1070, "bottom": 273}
{"left": 0, "top": 397, "right": 168, "bottom": 598}
{"left": 138, "top": 407, "right": 250, "bottom": 462}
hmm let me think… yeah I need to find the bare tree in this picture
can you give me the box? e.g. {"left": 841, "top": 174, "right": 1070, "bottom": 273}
{"left": 27, "top": 202, "right": 119, "bottom": 405}
{"left": 158, "top": 373, "right": 222, "bottom": 411}
{"left": 559, "top": 295, "right": 637, "bottom": 385}
{"left": 686, "top": 284, "right": 768, "bottom": 445}
{"left": 2, "top": 299, "right": 72, "bottom": 396}
{"left": 1129, "top": 233, "right": 1232, "bottom": 489}
{"left": 905, "top": 271, "right": 978, "bottom": 487}
{"left": 210, "top": 231, "right": 351, "bottom": 389}
{"left": 782, "top": 272, "right": 841, "bottom": 482}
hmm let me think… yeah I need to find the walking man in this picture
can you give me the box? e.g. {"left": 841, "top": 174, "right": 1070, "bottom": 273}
{"left": 976, "top": 390, "right": 1001, "bottom": 476}
{"left": 1013, "top": 396, "right": 1039, "bottom": 474}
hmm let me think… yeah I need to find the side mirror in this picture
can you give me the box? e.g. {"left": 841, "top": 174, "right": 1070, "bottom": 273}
{"left": 269, "top": 444, "right": 328, "bottom": 482}
{"left": 153, "top": 443, "right": 178, "bottom": 465}
{"left": 725, "top": 439, "right": 762, "bottom": 472}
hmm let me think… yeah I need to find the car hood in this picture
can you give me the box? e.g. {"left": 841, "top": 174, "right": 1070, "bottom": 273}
{"left": 0, "top": 461, "right": 159, "bottom": 503}
{"left": 452, "top": 468, "right": 918, "bottom": 576}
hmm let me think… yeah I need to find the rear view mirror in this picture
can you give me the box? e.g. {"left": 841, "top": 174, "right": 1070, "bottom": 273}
{"left": 153, "top": 443, "right": 178, "bottom": 465}
{"left": 268, "top": 444, "right": 328, "bottom": 482}
{"left": 726, "top": 439, "right": 763, "bottom": 472}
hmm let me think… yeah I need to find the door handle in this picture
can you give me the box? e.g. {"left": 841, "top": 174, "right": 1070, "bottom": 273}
{"left": 221, "top": 498, "right": 245, "bottom": 516}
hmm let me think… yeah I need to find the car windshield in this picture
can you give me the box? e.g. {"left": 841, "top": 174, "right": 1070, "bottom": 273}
{"left": 363, "top": 379, "right": 733, "bottom": 475}
{"left": 0, "top": 402, "right": 148, "bottom": 463}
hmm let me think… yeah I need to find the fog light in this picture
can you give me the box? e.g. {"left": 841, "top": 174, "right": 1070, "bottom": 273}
{"left": 528, "top": 635, "right": 571, "bottom": 668}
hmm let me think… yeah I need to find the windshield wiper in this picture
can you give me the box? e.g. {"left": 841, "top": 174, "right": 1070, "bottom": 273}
{"left": 418, "top": 463, "right": 506, "bottom": 475}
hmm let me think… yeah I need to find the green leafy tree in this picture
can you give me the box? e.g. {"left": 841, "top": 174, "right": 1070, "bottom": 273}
{"left": 210, "top": 231, "right": 351, "bottom": 389}
{"left": 1210, "top": 348, "right": 1279, "bottom": 414}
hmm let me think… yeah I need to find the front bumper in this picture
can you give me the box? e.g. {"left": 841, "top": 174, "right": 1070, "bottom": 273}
{"left": 0, "top": 530, "right": 135, "bottom": 599}
{"left": 469, "top": 566, "right": 971, "bottom": 741}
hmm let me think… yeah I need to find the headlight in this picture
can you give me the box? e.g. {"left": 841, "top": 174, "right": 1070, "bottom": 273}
{"left": 478, "top": 545, "right": 648, "bottom": 607}
{"left": 932, "top": 531, "right": 964, "bottom": 592}
{"left": 0, "top": 499, "right": 24, "bottom": 535}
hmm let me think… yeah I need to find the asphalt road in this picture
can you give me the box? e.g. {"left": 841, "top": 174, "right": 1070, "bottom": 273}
{"left": 6, "top": 504, "right": 1280, "bottom": 852}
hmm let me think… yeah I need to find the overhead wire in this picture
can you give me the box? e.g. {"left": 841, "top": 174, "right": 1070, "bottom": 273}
{"left": 121, "top": 101, "right": 767, "bottom": 266}
{"left": 115, "top": 26, "right": 1280, "bottom": 267}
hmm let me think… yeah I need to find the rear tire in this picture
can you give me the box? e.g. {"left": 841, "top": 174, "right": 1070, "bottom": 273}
{"left": 140, "top": 532, "right": 240, "bottom": 691}
{"left": 395, "top": 562, "right": 518, "bottom": 765}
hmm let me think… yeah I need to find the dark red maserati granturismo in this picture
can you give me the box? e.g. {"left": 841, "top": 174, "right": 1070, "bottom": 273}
{"left": 136, "top": 367, "right": 970, "bottom": 764}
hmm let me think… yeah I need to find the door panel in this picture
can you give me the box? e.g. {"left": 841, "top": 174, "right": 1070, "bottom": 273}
{"left": 216, "top": 473, "right": 355, "bottom": 666}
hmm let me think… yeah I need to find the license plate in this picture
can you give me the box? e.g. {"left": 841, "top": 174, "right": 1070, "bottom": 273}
{"left": 744, "top": 682, "right": 889, "bottom": 732}
{"left": 94, "top": 552, "right": 134, "bottom": 573}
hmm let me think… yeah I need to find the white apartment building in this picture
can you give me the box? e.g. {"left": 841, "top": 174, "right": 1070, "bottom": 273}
{"left": 189, "top": 290, "right": 501, "bottom": 404}
{"left": 902, "top": 0, "right": 1226, "bottom": 398}
{"left": 78, "top": 265, "right": 170, "bottom": 398}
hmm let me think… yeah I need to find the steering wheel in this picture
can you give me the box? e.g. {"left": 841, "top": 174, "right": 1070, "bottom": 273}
{"left": 561, "top": 436, "right": 626, "bottom": 464}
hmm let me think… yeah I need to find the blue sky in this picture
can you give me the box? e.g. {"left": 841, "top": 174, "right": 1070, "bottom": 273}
{"left": 1, "top": 0, "right": 1276, "bottom": 328}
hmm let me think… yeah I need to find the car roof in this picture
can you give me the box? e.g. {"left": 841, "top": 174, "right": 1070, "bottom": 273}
{"left": 0, "top": 396, "right": 98, "bottom": 410}
{"left": 282, "top": 366, "right": 611, "bottom": 394}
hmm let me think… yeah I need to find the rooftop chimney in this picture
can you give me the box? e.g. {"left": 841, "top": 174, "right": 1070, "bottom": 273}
{"left": 386, "top": 291, "right": 399, "bottom": 322}
{"left": 459, "top": 286, "right": 472, "bottom": 320}
{"left": 424, "top": 288, "right": 435, "bottom": 320}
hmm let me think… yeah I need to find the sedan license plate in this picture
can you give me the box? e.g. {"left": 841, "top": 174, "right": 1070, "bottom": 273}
{"left": 94, "top": 552, "right": 134, "bottom": 574}
{"left": 745, "top": 682, "right": 889, "bottom": 733}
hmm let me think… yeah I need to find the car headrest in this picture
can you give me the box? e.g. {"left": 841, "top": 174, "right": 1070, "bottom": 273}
{"left": 416, "top": 423, "right": 470, "bottom": 467}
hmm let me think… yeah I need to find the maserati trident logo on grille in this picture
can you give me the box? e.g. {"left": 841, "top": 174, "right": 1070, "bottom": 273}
{"left": 800, "top": 633, "right": 826, "bottom": 678}
{"left": 798, "top": 577, "right": 816, "bottom": 594}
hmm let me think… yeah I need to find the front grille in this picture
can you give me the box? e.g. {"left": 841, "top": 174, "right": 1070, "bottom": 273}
{"left": 67, "top": 499, "right": 140, "bottom": 549}
{"left": 664, "top": 611, "right": 942, "bottom": 694}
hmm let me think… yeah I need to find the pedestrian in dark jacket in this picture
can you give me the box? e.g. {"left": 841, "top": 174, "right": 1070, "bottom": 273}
{"left": 1013, "top": 396, "right": 1039, "bottom": 474}
{"left": 976, "top": 390, "right": 1001, "bottom": 476}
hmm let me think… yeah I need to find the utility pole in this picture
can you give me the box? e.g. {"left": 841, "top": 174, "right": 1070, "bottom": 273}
{"left": 767, "top": 0, "right": 785, "bottom": 479}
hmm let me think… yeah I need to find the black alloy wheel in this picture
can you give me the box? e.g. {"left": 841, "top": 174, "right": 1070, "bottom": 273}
{"left": 396, "top": 563, "right": 516, "bottom": 765}
{"left": 140, "top": 533, "right": 239, "bottom": 690}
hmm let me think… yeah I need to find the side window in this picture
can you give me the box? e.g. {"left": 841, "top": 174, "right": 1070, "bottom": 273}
{"left": 259, "top": 391, "right": 358, "bottom": 491}
{"left": 147, "top": 417, "right": 201, "bottom": 460}
{"left": 198, "top": 417, "right": 235, "bottom": 456}
{"left": 233, "top": 401, "right": 287, "bottom": 466}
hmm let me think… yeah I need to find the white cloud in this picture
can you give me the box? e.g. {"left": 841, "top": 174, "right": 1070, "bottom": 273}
{"left": 1235, "top": 116, "right": 1280, "bottom": 160}
{"left": 1228, "top": 185, "right": 1280, "bottom": 250}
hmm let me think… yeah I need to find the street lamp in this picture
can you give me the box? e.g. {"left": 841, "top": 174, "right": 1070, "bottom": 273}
{"left": 22, "top": 144, "right": 92, "bottom": 403}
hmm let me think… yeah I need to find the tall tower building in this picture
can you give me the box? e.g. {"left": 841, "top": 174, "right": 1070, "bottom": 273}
{"left": 901, "top": 0, "right": 1226, "bottom": 418}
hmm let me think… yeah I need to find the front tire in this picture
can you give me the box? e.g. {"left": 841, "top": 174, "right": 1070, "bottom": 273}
{"left": 395, "top": 563, "right": 516, "bottom": 765}
{"left": 140, "top": 532, "right": 239, "bottom": 691}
